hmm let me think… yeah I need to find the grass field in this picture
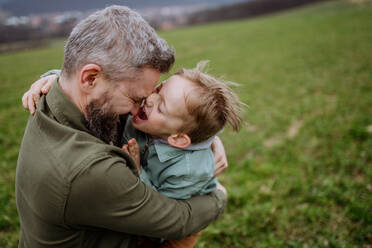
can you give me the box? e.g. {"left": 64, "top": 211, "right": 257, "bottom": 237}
{"left": 1, "top": 1, "right": 371, "bottom": 247}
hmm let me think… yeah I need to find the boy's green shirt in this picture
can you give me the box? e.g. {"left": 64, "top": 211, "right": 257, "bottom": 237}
{"left": 123, "top": 117, "right": 217, "bottom": 200}
{"left": 16, "top": 80, "right": 226, "bottom": 248}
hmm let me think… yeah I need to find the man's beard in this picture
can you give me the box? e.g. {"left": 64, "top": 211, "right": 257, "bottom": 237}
{"left": 85, "top": 99, "right": 119, "bottom": 146}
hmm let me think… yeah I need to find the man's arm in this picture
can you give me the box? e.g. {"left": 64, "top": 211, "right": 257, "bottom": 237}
{"left": 64, "top": 155, "right": 226, "bottom": 240}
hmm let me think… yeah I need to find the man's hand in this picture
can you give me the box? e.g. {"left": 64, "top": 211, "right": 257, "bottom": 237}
{"left": 211, "top": 136, "right": 228, "bottom": 178}
{"left": 22, "top": 74, "right": 56, "bottom": 115}
{"left": 216, "top": 182, "right": 227, "bottom": 196}
{"left": 122, "top": 138, "right": 141, "bottom": 174}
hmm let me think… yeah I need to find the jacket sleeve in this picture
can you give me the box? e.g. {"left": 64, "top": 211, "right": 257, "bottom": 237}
{"left": 64, "top": 154, "right": 226, "bottom": 240}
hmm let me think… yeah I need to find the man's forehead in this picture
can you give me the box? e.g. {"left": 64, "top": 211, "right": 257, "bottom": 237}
{"left": 135, "top": 68, "right": 160, "bottom": 91}
{"left": 127, "top": 86, "right": 151, "bottom": 100}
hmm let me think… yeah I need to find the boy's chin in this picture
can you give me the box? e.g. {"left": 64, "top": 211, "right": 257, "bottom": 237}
{"left": 131, "top": 120, "right": 163, "bottom": 139}
{"left": 131, "top": 119, "right": 148, "bottom": 132}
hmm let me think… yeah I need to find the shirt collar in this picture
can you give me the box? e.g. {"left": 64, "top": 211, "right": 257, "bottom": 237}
{"left": 152, "top": 135, "right": 216, "bottom": 163}
{"left": 153, "top": 142, "right": 185, "bottom": 163}
{"left": 46, "top": 80, "right": 90, "bottom": 133}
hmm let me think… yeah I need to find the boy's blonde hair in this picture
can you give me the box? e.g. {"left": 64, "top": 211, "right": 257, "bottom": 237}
{"left": 176, "top": 61, "right": 244, "bottom": 144}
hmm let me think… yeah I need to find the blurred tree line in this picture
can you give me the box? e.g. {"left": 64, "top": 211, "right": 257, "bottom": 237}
{"left": 189, "top": 0, "right": 326, "bottom": 24}
{"left": 0, "top": 0, "right": 325, "bottom": 45}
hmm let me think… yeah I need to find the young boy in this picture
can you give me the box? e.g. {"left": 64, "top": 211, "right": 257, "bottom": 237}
{"left": 122, "top": 61, "right": 243, "bottom": 247}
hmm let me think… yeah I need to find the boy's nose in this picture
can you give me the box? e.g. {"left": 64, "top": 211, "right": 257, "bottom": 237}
{"left": 146, "top": 93, "right": 160, "bottom": 107}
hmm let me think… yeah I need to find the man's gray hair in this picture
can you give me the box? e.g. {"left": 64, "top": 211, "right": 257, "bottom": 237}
{"left": 62, "top": 5, "right": 174, "bottom": 81}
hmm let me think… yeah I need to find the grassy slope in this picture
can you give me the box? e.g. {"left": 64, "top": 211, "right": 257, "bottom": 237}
{"left": 0, "top": 1, "right": 371, "bottom": 247}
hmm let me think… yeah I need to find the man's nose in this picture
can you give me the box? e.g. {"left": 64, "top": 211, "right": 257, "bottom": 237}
{"left": 130, "top": 105, "right": 140, "bottom": 116}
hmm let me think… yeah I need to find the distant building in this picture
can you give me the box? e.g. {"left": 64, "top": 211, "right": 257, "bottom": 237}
{"left": 6, "top": 16, "right": 28, "bottom": 26}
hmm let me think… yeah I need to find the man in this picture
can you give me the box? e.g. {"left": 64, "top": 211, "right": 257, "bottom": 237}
{"left": 17, "top": 6, "right": 227, "bottom": 248}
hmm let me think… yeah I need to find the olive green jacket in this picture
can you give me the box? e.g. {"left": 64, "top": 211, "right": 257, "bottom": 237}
{"left": 16, "top": 81, "right": 226, "bottom": 248}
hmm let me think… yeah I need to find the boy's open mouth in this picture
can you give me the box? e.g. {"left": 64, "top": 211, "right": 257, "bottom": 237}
{"left": 133, "top": 106, "right": 148, "bottom": 123}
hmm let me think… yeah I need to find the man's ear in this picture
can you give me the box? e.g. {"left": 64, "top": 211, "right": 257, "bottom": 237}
{"left": 79, "top": 64, "right": 102, "bottom": 91}
{"left": 167, "top": 134, "right": 191, "bottom": 149}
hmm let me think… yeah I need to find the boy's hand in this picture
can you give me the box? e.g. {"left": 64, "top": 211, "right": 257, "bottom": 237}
{"left": 122, "top": 138, "right": 141, "bottom": 174}
{"left": 22, "top": 75, "right": 56, "bottom": 115}
{"left": 211, "top": 136, "right": 228, "bottom": 178}
{"left": 216, "top": 182, "right": 227, "bottom": 196}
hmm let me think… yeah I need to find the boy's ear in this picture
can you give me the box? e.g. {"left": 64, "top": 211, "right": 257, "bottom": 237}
{"left": 79, "top": 64, "right": 102, "bottom": 91}
{"left": 167, "top": 134, "right": 191, "bottom": 149}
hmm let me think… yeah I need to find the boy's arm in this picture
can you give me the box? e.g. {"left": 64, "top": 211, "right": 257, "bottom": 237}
{"left": 22, "top": 69, "right": 61, "bottom": 114}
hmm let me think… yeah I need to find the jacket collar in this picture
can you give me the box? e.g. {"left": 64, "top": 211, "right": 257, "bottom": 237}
{"left": 46, "top": 80, "right": 90, "bottom": 133}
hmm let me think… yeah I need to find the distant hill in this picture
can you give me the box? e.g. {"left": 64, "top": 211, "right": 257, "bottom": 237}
{"left": 1, "top": 0, "right": 249, "bottom": 16}
{"left": 189, "top": 0, "right": 326, "bottom": 25}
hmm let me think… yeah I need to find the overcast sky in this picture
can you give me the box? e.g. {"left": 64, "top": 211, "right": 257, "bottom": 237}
{"left": 1, "top": 0, "right": 249, "bottom": 16}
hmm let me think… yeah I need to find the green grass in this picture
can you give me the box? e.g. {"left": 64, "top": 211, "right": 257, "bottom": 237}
{"left": 1, "top": 1, "right": 371, "bottom": 247}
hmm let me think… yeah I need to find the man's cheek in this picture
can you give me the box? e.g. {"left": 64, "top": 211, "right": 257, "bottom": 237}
{"left": 110, "top": 101, "right": 127, "bottom": 111}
